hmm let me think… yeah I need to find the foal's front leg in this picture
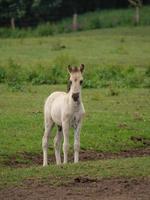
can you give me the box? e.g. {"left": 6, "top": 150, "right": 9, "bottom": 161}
{"left": 62, "top": 120, "right": 70, "bottom": 164}
{"left": 74, "top": 120, "right": 82, "bottom": 163}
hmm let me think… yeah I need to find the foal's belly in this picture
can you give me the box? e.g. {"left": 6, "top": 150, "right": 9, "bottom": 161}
{"left": 51, "top": 109, "right": 62, "bottom": 126}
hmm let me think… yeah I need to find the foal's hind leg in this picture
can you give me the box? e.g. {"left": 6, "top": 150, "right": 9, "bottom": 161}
{"left": 54, "top": 126, "right": 63, "bottom": 165}
{"left": 42, "top": 118, "right": 54, "bottom": 166}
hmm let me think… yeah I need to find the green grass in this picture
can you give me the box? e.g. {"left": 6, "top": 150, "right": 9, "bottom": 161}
{"left": 0, "top": 26, "right": 150, "bottom": 88}
{"left": 0, "top": 26, "right": 150, "bottom": 68}
{"left": 0, "top": 157, "right": 150, "bottom": 188}
{"left": 0, "top": 25, "right": 150, "bottom": 188}
{"left": 0, "top": 84, "right": 150, "bottom": 165}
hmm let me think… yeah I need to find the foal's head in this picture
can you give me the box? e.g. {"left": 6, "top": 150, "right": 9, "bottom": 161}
{"left": 67, "top": 64, "right": 85, "bottom": 102}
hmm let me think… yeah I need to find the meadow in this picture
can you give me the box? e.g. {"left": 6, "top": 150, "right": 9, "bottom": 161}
{"left": 0, "top": 26, "right": 150, "bottom": 199}
{"left": 0, "top": 26, "right": 150, "bottom": 89}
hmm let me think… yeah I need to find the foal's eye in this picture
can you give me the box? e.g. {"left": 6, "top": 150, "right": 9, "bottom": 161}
{"left": 70, "top": 80, "right": 72, "bottom": 84}
{"left": 80, "top": 80, "right": 83, "bottom": 85}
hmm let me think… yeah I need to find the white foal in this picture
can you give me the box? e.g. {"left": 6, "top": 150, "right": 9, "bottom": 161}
{"left": 42, "top": 64, "right": 85, "bottom": 166}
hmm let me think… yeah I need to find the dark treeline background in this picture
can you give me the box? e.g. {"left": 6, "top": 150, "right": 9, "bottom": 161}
{"left": 0, "top": 0, "right": 150, "bottom": 28}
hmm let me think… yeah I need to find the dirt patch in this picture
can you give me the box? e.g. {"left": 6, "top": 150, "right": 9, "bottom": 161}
{"left": 79, "top": 147, "right": 150, "bottom": 161}
{"left": 4, "top": 147, "right": 150, "bottom": 168}
{"left": 0, "top": 177, "right": 149, "bottom": 200}
{"left": 131, "top": 136, "right": 150, "bottom": 146}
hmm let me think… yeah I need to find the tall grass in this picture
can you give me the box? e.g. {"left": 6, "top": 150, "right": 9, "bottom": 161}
{"left": 0, "top": 6, "right": 150, "bottom": 38}
{"left": 0, "top": 60, "right": 149, "bottom": 89}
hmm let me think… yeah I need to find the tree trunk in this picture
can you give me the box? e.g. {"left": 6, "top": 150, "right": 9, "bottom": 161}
{"left": 135, "top": 6, "right": 140, "bottom": 25}
{"left": 11, "top": 17, "right": 15, "bottom": 30}
{"left": 72, "top": 13, "right": 78, "bottom": 31}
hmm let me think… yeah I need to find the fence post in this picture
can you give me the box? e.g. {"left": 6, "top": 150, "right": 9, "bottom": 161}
{"left": 72, "top": 13, "right": 78, "bottom": 31}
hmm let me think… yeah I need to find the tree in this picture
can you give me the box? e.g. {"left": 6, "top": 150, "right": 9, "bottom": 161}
{"left": 31, "top": 0, "right": 62, "bottom": 22}
{"left": 128, "top": 0, "right": 143, "bottom": 25}
{"left": 0, "top": 0, "right": 28, "bottom": 29}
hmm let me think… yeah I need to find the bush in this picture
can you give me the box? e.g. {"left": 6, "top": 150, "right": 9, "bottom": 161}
{"left": 0, "top": 27, "right": 30, "bottom": 38}
{"left": 56, "top": 24, "right": 71, "bottom": 34}
{"left": 143, "top": 78, "right": 150, "bottom": 88}
{"left": 82, "top": 65, "right": 149, "bottom": 89}
{"left": 83, "top": 79, "right": 98, "bottom": 88}
{"left": 26, "top": 70, "right": 38, "bottom": 82}
{"left": 0, "top": 67, "right": 6, "bottom": 83}
{"left": 28, "top": 65, "right": 65, "bottom": 85}
{"left": 0, "top": 28, "right": 11, "bottom": 38}
{"left": 97, "top": 66, "right": 124, "bottom": 81}
{"left": 27, "top": 65, "right": 50, "bottom": 85}
{"left": 1, "top": 61, "right": 149, "bottom": 89}
{"left": 145, "top": 66, "right": 150, "bottom": 77}
{"left": 125, "top": 74, "right": 144, "bottom": 88}
{"left": 89, "top": 17, "right": 102, "bottom": 29}
{"left": 35, "top": 23, "right": 54, "bottom": 36}
{"left": 6, "top": 59, "right": 23, "bottom": 90}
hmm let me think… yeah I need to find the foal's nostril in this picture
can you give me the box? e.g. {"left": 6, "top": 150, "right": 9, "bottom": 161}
{"left": 72, "top": 93, "right": 79, "bottom": 101}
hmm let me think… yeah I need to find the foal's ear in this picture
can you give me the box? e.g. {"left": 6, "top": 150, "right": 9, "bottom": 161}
{"left": 80, "top": 64, "right": 85, "bottom": 73}
{"left": 68, "top": 65, "right": 72, "bottom": 73}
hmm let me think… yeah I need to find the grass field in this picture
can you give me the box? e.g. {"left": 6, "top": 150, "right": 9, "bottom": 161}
{"left": 0, "top": 84, "right": 150, "bottom": 158}
{"left": 0, "top": 26, "right": 150, "bottom": 88}
{"left": 0, "top": 26, "right": 150, "bottom": 198}
{"left": 1, "top": 157, "right": 150, "bottom": 187}
{"left": 0, "top": 26, "right": 150, "bottom": 68}
{"left": 0, "top": 84, "right": 150, "bottom": 186}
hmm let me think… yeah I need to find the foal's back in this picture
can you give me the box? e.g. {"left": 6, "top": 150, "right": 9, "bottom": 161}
{"left": 45, "top": 91, "right": 66, "bottom": 108}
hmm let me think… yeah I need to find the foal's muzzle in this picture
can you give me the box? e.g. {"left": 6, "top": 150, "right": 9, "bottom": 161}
{"left": 72, "top": 93, "right": 79, "bottom": 102}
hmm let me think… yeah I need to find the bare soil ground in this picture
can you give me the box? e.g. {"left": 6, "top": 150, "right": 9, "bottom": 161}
{"left": 1, "top": 148, "right": 150, "bottom": 199}
{"left": 4, "top": 147, "right": 150, "bottom": 168}
{"left": 0, "top": 177, "right": 150, "bottom": 200}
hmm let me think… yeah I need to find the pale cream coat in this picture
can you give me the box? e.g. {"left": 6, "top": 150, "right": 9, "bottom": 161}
{"left": 42, "top": 65, "right": 85, "bottom": 166}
